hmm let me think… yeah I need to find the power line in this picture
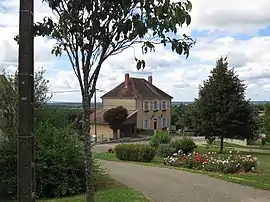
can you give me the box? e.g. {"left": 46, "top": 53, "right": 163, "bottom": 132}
{"left": 49, "top": 88, "right": 105, "bottom": 94}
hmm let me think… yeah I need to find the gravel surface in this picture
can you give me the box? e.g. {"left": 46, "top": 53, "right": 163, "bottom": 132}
{"left": 99, "top": 160, "right": 270, "bottom": 202}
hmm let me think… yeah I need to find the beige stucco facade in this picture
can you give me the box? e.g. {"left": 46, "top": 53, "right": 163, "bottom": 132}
{"left": 136, "top": 98, "right": 172, "bottom": 131}
{"left": 102, "top": 98, "right": 136, "bottom": 111}
{"left": 90, "top": 123, "right": 113, "bottom": 142}
{"left": 101, "top": 97, "right": 172, "bottom": 131}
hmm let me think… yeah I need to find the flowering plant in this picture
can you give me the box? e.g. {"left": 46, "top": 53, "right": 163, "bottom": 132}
{"left": 164, "top": 150, "right": 258, "bottom": 173}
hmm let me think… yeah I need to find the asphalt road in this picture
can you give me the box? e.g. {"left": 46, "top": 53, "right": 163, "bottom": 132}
{"left": 99, "top": 160, "right": 270, "bottom": 202}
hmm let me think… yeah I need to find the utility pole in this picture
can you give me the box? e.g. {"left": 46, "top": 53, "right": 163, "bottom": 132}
{"left": 18, "top": 0, "right": 35, "bottom": 201}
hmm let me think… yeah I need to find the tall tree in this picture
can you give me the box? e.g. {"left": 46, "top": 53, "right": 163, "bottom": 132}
{"left": 19, "top": 1, "right": 195, "bottom": 201}
{"left": 262, "top": 103, "right": 270, "bottom": 141}
{"left": 0, "top": 69, "right": 52, "bottom": 138}
{"left": 103, "top": 106, "right": 128, "bottom": 139}
{"left": 195, "top": 57, "right": 255, "bottom": 153}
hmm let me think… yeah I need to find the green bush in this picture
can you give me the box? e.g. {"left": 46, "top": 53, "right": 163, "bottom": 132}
{"left": 0, "top": 121, "right": 105, "bottom": 200}
{"left": 149, "top": 131, "right": 172, "bottom": 147}
{"left": 170, "top": 138, "right": 197, "bottom": 154}
{"left": 0, "top": 137, "right": 17, "bottom": 201}
{"left": 35, "top": 122, "right": 85, "bottom": 198}
{"left": 156, "top": 144, "right": 175, "bottom": 157}
{"left": 115, "top": 144, "right": 156, "bottom": 162}
{"left": 35, "top": 107, "right": 81, "bottom": 129}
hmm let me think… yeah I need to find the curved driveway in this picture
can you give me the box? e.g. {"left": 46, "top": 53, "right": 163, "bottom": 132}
{"left": 99, "top": 160, "right": 270, "bottom": 202}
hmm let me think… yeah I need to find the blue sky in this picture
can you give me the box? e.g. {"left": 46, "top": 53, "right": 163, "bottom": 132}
{"left": 1, "top": 0, "right": 270, "bottom": 102}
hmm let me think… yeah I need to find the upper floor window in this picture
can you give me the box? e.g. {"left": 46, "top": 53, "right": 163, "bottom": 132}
{"left": 161, "top": 100, "right": 167, "bottom": 110}
{"left": 153, "top": 100, "right": 158, "bottom": 110}
{"left": 143, "top": 100, "right": 149, "bottom": 111}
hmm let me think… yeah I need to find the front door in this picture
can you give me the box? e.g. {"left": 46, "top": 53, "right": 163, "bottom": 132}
{"left": 153, "top": 118, "right": 157, "bottom": 130}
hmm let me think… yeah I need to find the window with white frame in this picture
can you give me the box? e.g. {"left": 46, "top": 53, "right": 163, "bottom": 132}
{"left": 152, "top": 100, "right": 158, "bottom": 110}
{"left": 143, "top": 119, "right": 149, "bottom": 129}
{"left": 161, "top": 100, "right": 167, "bottom": 110}
{"left": 143, "top": 100, "right": 149, "bottom": 111}
{"left": 161, "top": 117, "right": 167, "bottom": 128}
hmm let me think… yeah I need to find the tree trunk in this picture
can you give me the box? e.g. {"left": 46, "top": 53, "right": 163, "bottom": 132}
{"left": 113, "top": 130, "right": 117, "bottom": 139}
{"left": 82, "top": 94, "right": 95, "bottom": 202}
{"left": 220, "top": 136, "right": 224, "bottom": 153}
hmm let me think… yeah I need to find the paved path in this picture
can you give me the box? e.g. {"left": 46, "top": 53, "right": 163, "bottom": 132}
{"left": 99, "top": 160, "right": 270, "bottom": 202}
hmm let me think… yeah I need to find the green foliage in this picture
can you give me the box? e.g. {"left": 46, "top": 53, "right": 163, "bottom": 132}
{"left": 156, "top": 143, "right": 175, "bottom": 157}
{"left": 35, "top": 122, "right": 85, "bottom": 198}
{"left": 0, "top": 70, "right": 52, "bottom": 140}
{"left": 28, "top": 0, "right": 195, "bottom": 70}
{"left": 5, "top": 69, "right": 52, "bottom": 108}
{"left": 170, "top": 138, "right": 197, "bottom": 154}
{"left": 115, "top": 144, "right": 156, "bottom": 162}
{"left": 172, "top": 104, "right": 193, "bottom": 130}
{"left": 149, "top": 131, "right": 172, "bottom": 147}
{"left": 263, "top": 103, "right": 270, "bottom": 141}
{"left": 0, "top": 121, "right": 106, "bottom": 200}
{"left": 191, "top": 57, "right": 256, "bottom": 153}
{"left": 205, "top": 136, "right": 216, "bottom": 148}
{"left": 0, "top": 137, "right": 16, "bottom": 200}
{"left": 35, "top": 107, "right": 81, "bottom": 129}
{"left": 103, "top": 106, "right": 128, "bottom": 131}
{"left": 261, "top": 138, "right": 266, "bottom": 146}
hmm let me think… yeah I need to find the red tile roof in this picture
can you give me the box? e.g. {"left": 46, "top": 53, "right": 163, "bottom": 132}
{"left": 101, "top": 77, "right": 172, "bottom": 99}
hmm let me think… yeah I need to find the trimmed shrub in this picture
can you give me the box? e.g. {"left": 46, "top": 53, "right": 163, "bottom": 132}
{"left": 115, "top": 144, "right": 156, "bottom": 162}
{"left": 170, "top": 138, "right": 197, "bottom": 154}
{"left": 156, "top": 143, "right": 175, "bottom": 157}
{"left": 149, "top": 131, "right": 172, "bottom": 147}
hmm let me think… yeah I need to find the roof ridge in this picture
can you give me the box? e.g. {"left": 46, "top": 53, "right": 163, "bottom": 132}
{"left": 101, "top": 76, "right": 173, "bottom": 99}
{"left": 130, "top": 77, "right": 139, "bottom": 98}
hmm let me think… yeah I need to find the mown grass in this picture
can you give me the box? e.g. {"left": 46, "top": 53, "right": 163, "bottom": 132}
{"left": 209, "top": 140, "right": 270, "bottom": 150}
{"left": 40, "top": 188, "right": 150, "bottom": 202}
{"left": 39, "top": 174, "right": 151, "bottom": 202}
{"left": 95, "top": 146, "right": 270, "bottom": 190}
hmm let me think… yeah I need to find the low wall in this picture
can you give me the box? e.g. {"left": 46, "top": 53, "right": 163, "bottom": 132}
{"left": 224, "top": 138, "right": 247, "bottom": 146}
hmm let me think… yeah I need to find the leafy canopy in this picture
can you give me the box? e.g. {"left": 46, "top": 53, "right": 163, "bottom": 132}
{"left": 263, "top": 103, "right": 270, "bottom": 141}
{"left": 103, "top": 106, "right": 128, "bottom": 130}
{"left": 172, "top": 103, "right": 193, "bottom": 130}
{"left": 193, "top": 57, "right": 255, "bottom": 142}
{"left": 0, "top": 69, "right": 52, "bottom": 138}
{"left": 19, "top": 0, "right": 195, "bottom": 97}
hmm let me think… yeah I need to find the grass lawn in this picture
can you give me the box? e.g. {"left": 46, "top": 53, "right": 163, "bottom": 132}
{"left": 95, "top": 146, "right": 270, "bottom": 190}
{"left": 209, "top": 140, "right": 270, "bottom": 150}
{"left": 40, "top": 176, "right": 151, "bottom": 202}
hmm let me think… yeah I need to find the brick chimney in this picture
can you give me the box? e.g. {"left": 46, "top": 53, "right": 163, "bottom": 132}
{"left": 124, "top": 73, "right": 129, "bottom": 88}
{"left": 148, "top": 75, "right": 152, "bottom": 84}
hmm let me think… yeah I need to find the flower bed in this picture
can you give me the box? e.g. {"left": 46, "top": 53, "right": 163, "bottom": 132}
{"left": 164, "top": 150, "right": 258, "bottom": 174}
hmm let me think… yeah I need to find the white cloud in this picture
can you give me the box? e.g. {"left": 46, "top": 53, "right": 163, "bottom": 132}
{"left": 180, "top": 0, "right": 270, "bottom": 34}
{"left": 1, "top": 0, "right": 270, "bottom": 102}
